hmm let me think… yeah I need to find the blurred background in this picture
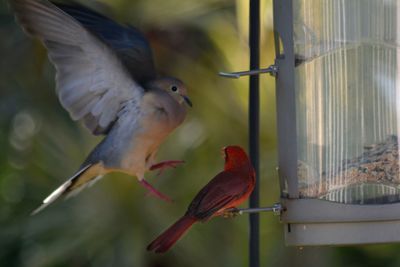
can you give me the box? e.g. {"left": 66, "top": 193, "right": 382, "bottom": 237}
{"left": 1, "top": 0, "right": 400, "bottom": 266}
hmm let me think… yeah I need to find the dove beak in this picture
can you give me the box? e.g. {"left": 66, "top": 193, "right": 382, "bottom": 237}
{"left": 182, "top": 95, "right": 193, "bottom": 107}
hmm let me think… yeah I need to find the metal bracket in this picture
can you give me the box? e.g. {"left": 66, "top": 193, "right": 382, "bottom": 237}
{"left": 219, "top": 65, "right": 278, "bottom": 79}
{"left": 225, "top": 203, "right": 282, "bottom": 217}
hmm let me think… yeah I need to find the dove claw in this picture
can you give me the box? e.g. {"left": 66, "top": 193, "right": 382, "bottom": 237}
{"left": 150, "top": 160, "right": 185, "bottom": 176}
{"left": 139, "top": 179, "right": 172, "bottom": 203}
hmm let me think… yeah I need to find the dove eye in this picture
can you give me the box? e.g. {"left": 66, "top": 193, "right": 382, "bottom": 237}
{"left": 171, "top": 85, "right": 178, "bottom": 92}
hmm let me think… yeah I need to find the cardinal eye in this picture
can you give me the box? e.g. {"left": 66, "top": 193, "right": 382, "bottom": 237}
{"left": 171, "top": 85, "right": 178, "bottom": 92}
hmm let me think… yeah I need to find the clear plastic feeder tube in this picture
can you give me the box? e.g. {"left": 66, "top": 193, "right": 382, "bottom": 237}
{"left": 294, "top": 0, "right": 400, "bottom": 204}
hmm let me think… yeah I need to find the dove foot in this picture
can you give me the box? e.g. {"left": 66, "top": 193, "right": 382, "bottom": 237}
{"left": 139, "top": 179, "right": 172, "bottom": 203}
{"left": 149, "top": 160, "right": 185, "bottom": 176}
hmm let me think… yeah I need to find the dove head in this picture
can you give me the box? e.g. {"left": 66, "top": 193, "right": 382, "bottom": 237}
{"left": 148, "top": 77, "right": 192, "bottom": 107}
{"left": 223, "top": 145, "right": 252, "bottom": 171}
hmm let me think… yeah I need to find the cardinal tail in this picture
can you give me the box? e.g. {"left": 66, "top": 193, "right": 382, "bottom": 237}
{"left": 31, "top": 163, "right": 104, "bottom": 215}
{"left": 147, "top": 216, "right": 197, "bottom": 253}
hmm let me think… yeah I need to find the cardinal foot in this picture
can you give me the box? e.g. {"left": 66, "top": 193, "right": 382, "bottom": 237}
{"left": 221, "top": 208, "right": 241, "bottom": 218}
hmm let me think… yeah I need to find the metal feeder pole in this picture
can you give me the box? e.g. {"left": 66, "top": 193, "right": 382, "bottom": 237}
{"left": 249, "top": 0, "right": 260, "bottom": 267}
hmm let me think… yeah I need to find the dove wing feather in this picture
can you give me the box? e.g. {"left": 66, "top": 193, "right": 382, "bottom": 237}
{"left": 13, "top": 0, "right": 144, "bottom": 135}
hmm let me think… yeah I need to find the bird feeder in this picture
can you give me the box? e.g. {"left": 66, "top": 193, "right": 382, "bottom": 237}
{"left": 275, "top": 0, "right": 400, "bottom": 245}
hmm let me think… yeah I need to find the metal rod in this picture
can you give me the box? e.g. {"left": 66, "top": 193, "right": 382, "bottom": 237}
{"left": 219, "top": 65, "right": 278, "bottom": 79}
{"left": 249, "top": 0, "right": 260, "bottom": 266}
{"left": 226, "top": 203, "right": 282, "bottom": 216}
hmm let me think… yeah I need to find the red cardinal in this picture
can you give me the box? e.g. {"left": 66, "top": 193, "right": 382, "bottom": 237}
{"left": 147, "top": 145, "right": 255, "bottom": 253}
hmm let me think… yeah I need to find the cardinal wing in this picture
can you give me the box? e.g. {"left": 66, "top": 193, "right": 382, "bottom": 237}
{"left": 187, "top": 171, "right": 252, "bottom": 219}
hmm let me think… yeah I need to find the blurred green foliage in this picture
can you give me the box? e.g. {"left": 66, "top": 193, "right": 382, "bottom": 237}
{"left": 2, "top": 0, "right": 400, "bottom": 266}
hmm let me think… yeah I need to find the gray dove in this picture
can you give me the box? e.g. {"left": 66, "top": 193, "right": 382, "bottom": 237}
{"left": 12, "top": 0, "right": 192, "bottom": 214}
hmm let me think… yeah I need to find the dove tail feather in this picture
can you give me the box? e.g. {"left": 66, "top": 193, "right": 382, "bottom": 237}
{"left": 31, "top": 163, "right": 103, "bottom": 215}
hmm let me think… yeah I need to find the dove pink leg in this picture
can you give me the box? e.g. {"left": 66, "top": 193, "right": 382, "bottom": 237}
{"left": 149, "top": 160, "right": 185, "bottom": 176}
{"left": 139, "top": 179, "right": 172, "bottom": 203}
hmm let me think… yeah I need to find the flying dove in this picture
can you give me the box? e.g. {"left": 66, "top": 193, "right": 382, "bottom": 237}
{"left": 11, "top": 0, "right": 193, "bottom": 214}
